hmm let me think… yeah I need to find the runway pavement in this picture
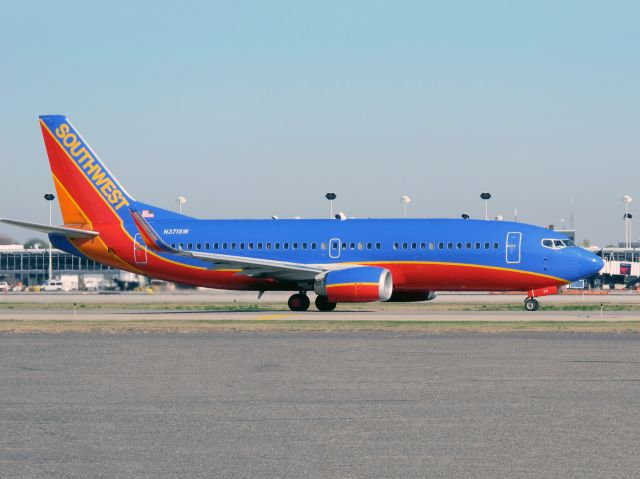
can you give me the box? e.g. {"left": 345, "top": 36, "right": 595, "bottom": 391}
{"left": 0, "top": 308, "right": 638, "bottom": 322}
{"left": 2, "top": 290, "right": 639, "bottom": 304}
{"left": 1, "top": 332, "right": 639, "bottom": 478}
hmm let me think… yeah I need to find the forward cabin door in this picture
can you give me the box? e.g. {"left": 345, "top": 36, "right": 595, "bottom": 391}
{"left": 506, "top": 232, "right": 522, "bottom": 264}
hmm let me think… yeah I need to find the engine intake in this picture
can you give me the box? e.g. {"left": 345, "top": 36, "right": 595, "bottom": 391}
{"left": 315, "top": 266, "right": 393, "bottom": 303}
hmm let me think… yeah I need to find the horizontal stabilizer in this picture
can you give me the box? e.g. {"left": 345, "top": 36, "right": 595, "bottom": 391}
{"left": 0, "top": 218, "right": 99, "bottom": 239}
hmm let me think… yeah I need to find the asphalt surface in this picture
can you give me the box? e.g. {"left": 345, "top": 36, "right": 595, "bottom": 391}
{"left": 1, "top": 332, "right": 639, "bottom": 478}
{"left": 0, "top": 309, "right": 638, "bottom": 322}
{"left": 2, "top": 290, "right": 640, "bottom": 304}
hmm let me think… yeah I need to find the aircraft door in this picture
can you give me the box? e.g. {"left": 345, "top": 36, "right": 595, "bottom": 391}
{"left": 329, "top": 238, "right": 342, "bottom": 259}
{"left": 506, "top": 232, "right": 522, "bottom": 264}
{"left": 134, "top": 233, "right": 148, "bottom": 264}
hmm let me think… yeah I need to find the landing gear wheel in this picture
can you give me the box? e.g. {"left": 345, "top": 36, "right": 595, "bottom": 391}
{"left": 315, "top": 295, "right": 337, "bottom": 312}
{"left": 288, "top": 293, "right": 310, "bottom": 312}
{"left": 524, "top": 298, "right": 539, "bottom": 311}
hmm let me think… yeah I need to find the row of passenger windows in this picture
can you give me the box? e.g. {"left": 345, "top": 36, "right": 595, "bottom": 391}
{"left": 169, "top": 240, "right": 499, "bottom": 252}
{"left": 171, "top": 241, "right": 320, "bottom": 251}
{"left": 393, "top": 241, "right": 500, "bottom": 251}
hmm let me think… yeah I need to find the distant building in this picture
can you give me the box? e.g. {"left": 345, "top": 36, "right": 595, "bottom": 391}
{"left": 0, "top": 245, "right": 139, "bottom": 288}
{"left": 590, "top": 246, "right": 640, "bottom": 290}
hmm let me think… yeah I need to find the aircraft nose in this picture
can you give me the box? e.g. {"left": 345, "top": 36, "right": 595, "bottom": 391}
{"left": 578, "top": 250, "right": 605, "bottom": 279}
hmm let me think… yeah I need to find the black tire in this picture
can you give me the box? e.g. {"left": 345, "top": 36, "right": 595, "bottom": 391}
{"left": 288, "top": 293, "right": 310, "bottom": 311}
{"left": 524, "top": 298, "right": 539, "bottom": 311}
{"left": 315, "top": 295, "right": 337, "bottom": 312}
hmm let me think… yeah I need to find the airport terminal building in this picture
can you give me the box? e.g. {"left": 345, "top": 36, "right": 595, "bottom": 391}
{"left": 0, "top": 245, "right": 133, "bottom": 289}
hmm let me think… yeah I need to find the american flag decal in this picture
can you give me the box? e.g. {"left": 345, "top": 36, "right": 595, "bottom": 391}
{"left": 141, "top": 210, "right": 155, "bottom": 218}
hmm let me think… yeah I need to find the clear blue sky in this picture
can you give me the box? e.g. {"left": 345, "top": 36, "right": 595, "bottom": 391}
{"left": 1, "top": 0, "right": 638, "bottom": 245}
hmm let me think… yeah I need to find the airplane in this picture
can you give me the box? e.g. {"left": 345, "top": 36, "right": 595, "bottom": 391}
{"left": 0, "top": 115, "right": 604, "bottom": 312}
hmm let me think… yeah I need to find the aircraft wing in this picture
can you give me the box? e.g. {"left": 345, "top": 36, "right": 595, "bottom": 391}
{"left": 0, "top": 218, "right": 99, "bottom": 239}
{"left": 128, "top": 208, "right": 329, "bottom": 284}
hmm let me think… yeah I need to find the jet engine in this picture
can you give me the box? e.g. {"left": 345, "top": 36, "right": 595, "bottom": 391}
{"left": 314, "top": 266, "right": 393, "bottom": 303}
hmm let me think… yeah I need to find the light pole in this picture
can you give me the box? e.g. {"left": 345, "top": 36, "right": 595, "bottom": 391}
{"left": 325, "top": 193, "right": 336, "bottom": 219}
{"left": 480, "top": 192, "right": 491, "bottom": 220}
{"left": 44, "top": 193, "right": 55, "bottom": 281}
{"left": 623, "top": 195, "right": 633, "bottom": 248}
{"left": 401, "top": 195, "right": 411, "bottom": 218}
{"left": 177, "top": 196, "right": 187, "bottom": 214}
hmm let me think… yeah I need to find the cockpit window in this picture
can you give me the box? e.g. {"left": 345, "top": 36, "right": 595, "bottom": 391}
{"left": 542, "top": 238, "right": 576, "bottom": 250}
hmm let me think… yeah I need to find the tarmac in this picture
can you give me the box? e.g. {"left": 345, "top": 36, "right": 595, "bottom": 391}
{"left": 1, "top": 332, "right": 639, "bottom": 478}
{"left": 0, "top": 309, "right": 638, "bottom": 322}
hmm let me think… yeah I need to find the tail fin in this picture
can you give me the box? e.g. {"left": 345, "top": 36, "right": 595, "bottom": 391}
{"left": 39, "top": 115, "right": 135, "bottom": 227}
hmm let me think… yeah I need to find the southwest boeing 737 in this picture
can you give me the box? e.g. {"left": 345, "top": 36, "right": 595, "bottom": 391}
{"left": 1, "top": 115, "right": 604, "bottom": 311}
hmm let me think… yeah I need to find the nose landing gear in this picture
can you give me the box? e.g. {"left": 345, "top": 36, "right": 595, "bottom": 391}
{"left": 288, "top": 292, "right": 310, "bottom": 311}
{"left": 524, "top": 297, "right": 539, "bottom": 311}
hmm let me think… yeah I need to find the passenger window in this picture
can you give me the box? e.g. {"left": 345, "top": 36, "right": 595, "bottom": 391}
{"left": 205, "top": 243, "right": 210, "bottom": 250}
{"left": 231, "top": 242, "right": 236, "bottom": 250}
{"left": 240, "top": 243, "right": 245, "bottom": 250}
{"left": 275, "top": 243, "right": 280, "bottom": 250}
{"left": 303, "top": 242, "right": 308, "bottom": 250}
{"left": 466, "top": 242, "right": 471, "bottom": 249}
{"left": 171, "top": 243, "right": 176, "bottom": 249}
{"left": 367, "top": 242, "right": 372, "bottom": 250}
{"left": 248, "top": 243, "right": 253, "bottom": 250}
{"left": 319, "top": 243, "right": 325, "bottom": 250}
{"left": 179, "top": 243, "right": 184, "bottom": 250}
{"left": 292, "top": 242, "right": 298, "bottom": 250}
{"left": 447, "top": 243, "right": 453, "bottom": 249}
{"left": 393, "top": 242, "right": 399, "bottom": 250}
{"left": 429, "top": 242, "right": 435, "bottom": 250}
{"left": 493, "top": 242, "right": 499, "bottom": 249}
{"left": 376, "top": 243, "right": 381, "bottom": 250}
{"left": 350, "top": 243, "right": 355, "bottom": 250}
{"left": 420, "top": 242, "right": 426, "bottom": 249}
{"left": 411, "top": 243, "right": 417, "bottom": 250}
{"left": 438, "top": 242, "right": 444, "bottom": 249}
{"left": 283, "top": 243, "right": 289, "bottom": 250}
{"left": 196, "top": 243, "right": 201, "bottom": 250}
{"left": 222, "top": 243, "right": 227, "bottom": 249}
{"left": 257, "top": 243, "right": 262, "bottom": 250}
{"left": 358, "top": 242, "right": 364, "bottom": 250}
{"left": 402, "top": 243, "right": 408, "bottom": 250}
{"left": 187, "top": 243, "right": 193, "bottom": 250}
{"left": 342, "top": 243, "right": 348, "bottom": 250}
{"left": 456, "top": 242, "right": 462, "bottom": 250}
{"left": 266, "top": 243, "right": 271, "bottom": 250}
{"left": 475, "top": 242, "right": 480, "bottom": 249}
{"left": 484, "top": 242, "right": 490, "bottom": 249}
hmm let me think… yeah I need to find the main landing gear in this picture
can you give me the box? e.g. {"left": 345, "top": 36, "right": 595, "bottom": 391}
{"left": 288, "top": 293, "right": 310, "bottom": 311}
{"left": 315, "top": 295, "right": 337, "bottom": 312}
{"left": 287, "top": 293, "right": 337, "bottom": 312}
{"left": 524, "top": 297, "right": 539, "bottom": 311}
